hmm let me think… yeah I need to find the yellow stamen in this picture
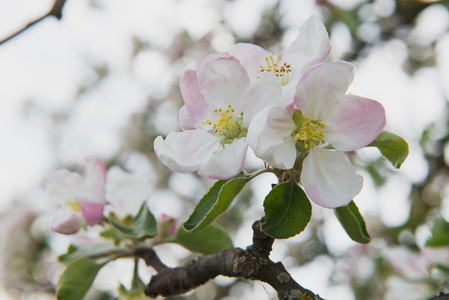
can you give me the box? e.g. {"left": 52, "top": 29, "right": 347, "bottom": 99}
{"left": 65, "top": 199, "right": 80, "bottom": 212}
{"left": 294, "top": 117, "right": 326, "bottom": 149}
{"left": 259, "top": 55, "right": 292, "bottom": 85}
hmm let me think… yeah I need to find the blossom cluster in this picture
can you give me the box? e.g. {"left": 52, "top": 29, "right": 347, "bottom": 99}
{"left": 45, "top": 157, "right": 149, "bottom": 234}
{"left": 154, "top": 16, "right": 386, "bottom": 209}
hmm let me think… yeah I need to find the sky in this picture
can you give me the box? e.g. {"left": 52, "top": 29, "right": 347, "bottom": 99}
{"left": 1, "top": 0, "right": 449, "bottom": 299}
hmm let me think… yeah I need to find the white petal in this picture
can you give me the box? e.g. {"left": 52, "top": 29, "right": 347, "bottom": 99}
{"left": 241, "top": 74, "right": 282, "bottom": 126}
{"left": 197, "top": 54, "right": 250, "bottom": 110}
{"left": 229, "top": 43, "right": 273, "bottom": 80}
{"left": 50, "top": 208, "right": 83, "bottom": 235}
{"left": 295, "top": 61, "right": 354, "bottom": 120}
{"left": 324, "top": 95, "right": 386, "bottom": 151}
{"left": 198, "top": 137, "right": 248, "bottom": 179}
{"left": 282, "top": 15, "right": 331, "bottom": 78}
{"left": 106, "top": 166, "right": 150, "bottom": 218}
{"left": 301, "top": 148, "right": 363, "bottom": 208}
{"left": 77, "top": 157, "right": 107, "bottom": 205}
{"left": 178, "top": 105, "right": 196, "bottom": 131}
{"left": 45, "top": 169, "right": 83, "bottom": 205}
{"left": 154, "top": 130, "right": 221, "bottom": 173}
{"left": 248, "top": 106, "right": 297, "bottom": 169}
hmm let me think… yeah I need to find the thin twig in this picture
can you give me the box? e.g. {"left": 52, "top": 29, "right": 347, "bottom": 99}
{"left": 0, "top": 0, "right": 68, "bottom": 45}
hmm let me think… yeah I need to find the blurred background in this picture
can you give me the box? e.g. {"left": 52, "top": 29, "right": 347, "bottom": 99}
{"left": 1, "top": 0, "right": 449, "bottom": 299}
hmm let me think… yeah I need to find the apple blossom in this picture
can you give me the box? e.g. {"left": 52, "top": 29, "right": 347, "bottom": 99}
{"left": 154, "top": 53, "right": 281, "bottom": 179}
{"left": 45, "top": 157, "right": 106, "bottom": 234}
{"left": 248, "top": 61, "right": 386, "bottom": 208}
{"left": 229, "top": 15, "right": 330, "bottom": 105}
{"left": 105, "top": 166, "right": 150, "bottom": 218}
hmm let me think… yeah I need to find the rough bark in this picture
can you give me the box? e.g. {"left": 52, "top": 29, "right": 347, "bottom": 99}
{"left": 136, "top": 219, "right": 325, "bottom": 300}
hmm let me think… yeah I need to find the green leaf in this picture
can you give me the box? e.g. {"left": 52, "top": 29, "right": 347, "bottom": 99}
{"left": 57, "top": 258, "right": 108, "bottom": 300}
{"left": 334, "top": 201, "right": 371, "bottom": 244}
{"left": 368, "top": 130, "right": 409, "bottom": 168}
{"left": 172, "top": 224, "right": 234, "bottom": 254}
{"left": 110, "top": 202, "right": 157, "bottom": 241}
{"left": 183, "top": 172, "right": 256, "bottom": 233}
{"left": 426, "top": 218, "right": 449, "bottom": 247}
{"left": 262, "top": 182, "right": 312, "bottom": 239}
{"left": 59, "top": 243, "right": 126, "bottom": 263}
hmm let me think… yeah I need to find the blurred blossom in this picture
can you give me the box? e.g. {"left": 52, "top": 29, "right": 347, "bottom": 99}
{"left": 45, "top": 157, "right": 106, "bottom": 234}
{"left": 384, "top": 276, "right": 430, "bottom": 300}
{"left": 105, "top": 166, "right": 150, "bottom": 218}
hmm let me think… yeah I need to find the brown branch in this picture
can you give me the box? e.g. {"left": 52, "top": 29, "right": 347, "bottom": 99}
{"left": 139, "top": 219, "right": 325, "bottom": 300}
{"left": 0, "top": 0, "right": 68, "bottom": 45}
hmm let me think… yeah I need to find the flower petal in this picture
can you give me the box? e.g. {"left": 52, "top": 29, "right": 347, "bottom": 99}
{"left": 78, "top": 157, "right": 107, "bottom": 206}
{"left": 197, "top": 53, "right": 250, "bottom": 111}
{"left": 325, "top": 95, "right": 386, "bottom": 151}
{"left": 79, "top": 199, "right": 104, "bottom": 226}
{"left": 248, "top": 106, "right": 297, "bottom": 169}
{"left": 241, "top": 74, "right": 282, "bottom": 126}
{"left": 301, "top": 148, "right": 363, "bottom": 208}
{"left": 295, "top": 61, "right": 354, "bottom": 120}
{"left": 180, "top": 70, "right": 211, "bottom": 129}
{"left": 154, "top": 130, "right": 221, "bottom": 173}
{"left": 228, "top": 43, "right": 273, "bottom": 80}
{"left": 198, "top": 137, "right": 248, "bottom": 179}
{"left": 106, "top": 166, "right": 150, "bottom": 218}
{"left": 50, "top": 208, "right": 83, "bottom": 234}
{"left": 282, "top": 15, "right": 331, "bottom": 78}
{"left": 178, "top": 105, "right": 196, "bottom": 131}
{"left": 45, "top": 169, "right": 83, "bottom": 205}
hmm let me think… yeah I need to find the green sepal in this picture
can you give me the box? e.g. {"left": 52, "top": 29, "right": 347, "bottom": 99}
{"left": 262, "top": 182, "right": 312, "bottom": 239}
{"left": 56, "top": 258, "right": 109, "bottom": 300}
{"left": 110, "top": 202, "right": 157, "bottom": 241}
{"left": 183, "top": 172, "right": 257, "bottom": 233}
{"left": 368, "top": 130, "right": 409, "bottom": 168}
{"left": 334, "top": 201, "right": 371, "bottom": 244}
{"left": 171, "top": 224, "right": 234, "bottom": 254}
{"left": 426, "top": 218, "right": 449, "bottom": 247}
{"left": 59, "top": 242, "right": 126, "bottom": 263}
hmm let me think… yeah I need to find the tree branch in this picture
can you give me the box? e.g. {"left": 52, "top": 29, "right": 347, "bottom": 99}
{"left": 138, "top": 218, "right": 325, "bottom": 300}
{"left": 0, "top": 0, "right": 68, "bottom": 45}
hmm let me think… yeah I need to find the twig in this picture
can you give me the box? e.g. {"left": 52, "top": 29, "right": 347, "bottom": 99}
{"left": 139, "top": 218, "right": 325, "bottom": 300}
{"left": 0, "top": 0, "right": 68, "bottom": 45}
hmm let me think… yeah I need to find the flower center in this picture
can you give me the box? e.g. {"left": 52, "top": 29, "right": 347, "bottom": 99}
{"left": 294, "top": 117, "right": 325, "bottom": 149}
{"left": 202, "top": 105, "right": 247, "bottom": 143}
{"left": 65, "top": 198, "right": 81, "bottom": 212}
{"left": 259, "top": 55, "right": 292, "bottom": 86}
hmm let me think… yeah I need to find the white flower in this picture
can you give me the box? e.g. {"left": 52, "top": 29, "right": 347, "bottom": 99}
{"left": 154, "top": 53, "right": 280, "bottom": 179}
{"left": 248, "top": 61, "right": 386, "bottom": 208}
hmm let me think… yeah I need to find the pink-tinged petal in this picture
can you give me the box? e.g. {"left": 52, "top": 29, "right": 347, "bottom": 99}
{"left": 294, "top": 61, "right": 354, "bottom": 120}
{"left": 84, "top": 157, "right": 107, "bottom": 187}
{"left": 45, "top": 169, "right": 83, "bottom": 205}
{"left": 241, "top": 73, "right": 282, "bottom": 126}
{"left": 324, "top": 95, "right": 386, "bottom": 151}
{"left": 79, "top": 199, "right": 104, "bottom": 226}
{"left": 106, "top": 166, "right": 149, "bottom": 218}
{"left": 301, "top": 148, "right": 363, "bottom": 208}
{"left": 248, "top": 106, "right": 297, "bottom": 169}
{"left": 79, "top": 157, "right": 106, "bottom": 206}
{"left": 197, "top": 54, "right": 250, "bottom": 110}
{"left": 198, "top": 137, "right": 248, "bottom": 179}
{"left": 154, "top": 130, "right": 221, "bottom": 173}
{"left": 178, "top": 105, "right": 196, "bottom": 131}
{"left": 180, "top": 70, "right": 211, "bottom": 129}
{"left": 228, "top": 43, "right": 273, "bottom": 80}
{"left": 282, "top": 15, "right": 331, "bottom": 77}
{"left": 50, "top": 208, "right": 83, "bottom": 234}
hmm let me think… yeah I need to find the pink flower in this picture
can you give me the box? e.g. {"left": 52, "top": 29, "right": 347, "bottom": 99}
{"left": 248, "top": 61, "right": 386, "bottom": 208}
{"left": 45, "top": 157, "right": 106, "bottom": 234}
{"left": 229, "top": 15, "right": 330, "bottom": 105}
{"left": 154, "top": 53, "right": 281, "bottom": 179}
